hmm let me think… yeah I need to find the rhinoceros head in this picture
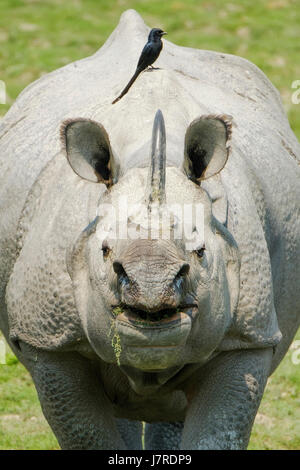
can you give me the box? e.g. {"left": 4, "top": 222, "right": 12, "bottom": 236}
{"left": 62, "top": 109, "right": 239, "bottom": 393}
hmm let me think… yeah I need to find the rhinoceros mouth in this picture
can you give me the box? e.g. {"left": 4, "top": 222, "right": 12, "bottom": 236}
{"left": 108, "top": 304, "right": 196, "bottom": 368}
{"left": 111, "top": 305, "right": 197, "bottom": 327}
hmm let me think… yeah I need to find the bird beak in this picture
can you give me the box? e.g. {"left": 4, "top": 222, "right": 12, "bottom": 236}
{"left": 161, "top": 31, "right": 167, "bottom": 36}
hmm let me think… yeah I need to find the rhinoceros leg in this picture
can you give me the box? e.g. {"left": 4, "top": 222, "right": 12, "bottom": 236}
{"left": 27, "top": 348, "right": 126, "bottom": 449}
{"left": 116, "top": 419, "right": 143, "bottom": 450}
{"left": 181, "top": 348, "right": 273, "bottom": 450}
{"left": 144, "top": 421, "right": 184, "bottom": 450}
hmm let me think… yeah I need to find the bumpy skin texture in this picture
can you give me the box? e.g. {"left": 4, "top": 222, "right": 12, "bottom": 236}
{"left": 31, "top": 351, "right": 126, "bottom": 450}
{"left": 116, "top": 419, "right": 143, "bottom": 450}
{"left": 0, "top": 10, "right": 299, "bottom": 449}
{"left": 145, "top": 422, "right": 184, "bottom": 450}
{"left": 181, "top": 349, "right": 273, "bottom": 449}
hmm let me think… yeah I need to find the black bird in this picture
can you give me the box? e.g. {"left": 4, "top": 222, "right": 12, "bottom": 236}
{"left": 112, "top": 28, "right": 167, "bottom": 104}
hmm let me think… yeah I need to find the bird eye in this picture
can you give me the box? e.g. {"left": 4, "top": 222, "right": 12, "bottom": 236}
{"left": 194, "top": 244, "right": 205, "bottom": 258}
{"left": 101, "top": 241, "right": 111, "bottom": 258}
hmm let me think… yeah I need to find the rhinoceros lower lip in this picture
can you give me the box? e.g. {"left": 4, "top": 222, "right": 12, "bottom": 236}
{"left": 112, "top": 305, "right": 197, "bottom": 327}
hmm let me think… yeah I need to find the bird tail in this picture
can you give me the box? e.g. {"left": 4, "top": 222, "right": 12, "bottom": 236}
{"left": 112, "top": 68, "right": 142, "bottom": 104}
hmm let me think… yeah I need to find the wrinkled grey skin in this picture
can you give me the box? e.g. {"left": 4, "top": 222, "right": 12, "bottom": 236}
{"left": 0, "top": 10, "right": 299, "bottom": 450}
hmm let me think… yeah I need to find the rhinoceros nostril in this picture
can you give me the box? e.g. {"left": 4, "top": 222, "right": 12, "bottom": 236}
{"left": 113, "top": 261, "right": 130, "bottom": 287}
{"left": 113, "top": 261, "right": 126, "bottom": 276}
{"left": 175, "top": 263, "right": 190, "bottom": 279}
{"left": 173, "top": 263, "right": 190, "bottom": 291}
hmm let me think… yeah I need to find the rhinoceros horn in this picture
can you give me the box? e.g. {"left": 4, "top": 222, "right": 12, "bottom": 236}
{"left": 147, "top": 109, "right": 166, "bottom": 211}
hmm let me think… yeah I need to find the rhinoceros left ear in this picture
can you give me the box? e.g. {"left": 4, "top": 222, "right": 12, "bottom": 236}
{"left": 184, "top": 114, "right": 232, "bottom": 182}
{"left": 61, "top": 118, "right": 117, "bottom": 186}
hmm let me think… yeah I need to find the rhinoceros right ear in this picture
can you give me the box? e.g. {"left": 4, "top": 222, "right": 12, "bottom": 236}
{"left": 184, "top": 114, "right": 232, "bottom": 182}
{"left": 61, "top": 118, "right": 117, "bottom": 186}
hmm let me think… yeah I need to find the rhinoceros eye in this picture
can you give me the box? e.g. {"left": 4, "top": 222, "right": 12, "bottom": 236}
{"left": 194, "top": 244, "right": 205, "bottom": 258}
{"left": 101, "top": 240, "right": 111, "bottom": 259}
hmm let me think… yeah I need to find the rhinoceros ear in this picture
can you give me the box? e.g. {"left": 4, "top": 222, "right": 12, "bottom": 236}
{"left": 61, "top": 118, "right": 117, "bottom": 186}
{"left": 184, "top": 114, "right": 232, "bottom": 182}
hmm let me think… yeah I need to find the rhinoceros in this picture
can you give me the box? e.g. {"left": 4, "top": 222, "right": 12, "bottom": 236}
{"left": 0, "top": 9, "right": 299, "bottom": 450}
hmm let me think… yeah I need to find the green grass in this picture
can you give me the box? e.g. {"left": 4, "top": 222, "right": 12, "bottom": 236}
{"left": 0, "top": 338, "right": 59, "bottom": 449}
{"left": 0, "top": 330, "right": 299, "bottom": 449}
{"left": 0, "top": 0, "right": 299, "bottom": 450}
{"left": 248, "top": 330, "right": 300, "bottom": 450}
{"left": 0, "top": 0, "right": 300, "bottom": 139}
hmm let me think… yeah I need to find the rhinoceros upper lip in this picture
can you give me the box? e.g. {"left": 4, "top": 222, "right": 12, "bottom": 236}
{"left": 111, "top": 304, "right": 198, "bottom": 326}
